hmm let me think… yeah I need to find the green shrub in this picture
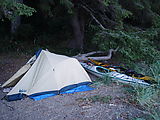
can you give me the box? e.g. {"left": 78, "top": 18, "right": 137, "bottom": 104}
{"left": 92, "top": 29, "right": 160, "bottom": 64}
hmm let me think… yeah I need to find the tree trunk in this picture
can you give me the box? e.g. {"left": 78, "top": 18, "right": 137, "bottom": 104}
{"left": 68, "top": 9, "right": 85, "bottom": 49}
{"left": 11, "top": 0, "right": 23, "bottom": 34}
{"left": 11, "top": 16, "right": 21, "bottom": 34}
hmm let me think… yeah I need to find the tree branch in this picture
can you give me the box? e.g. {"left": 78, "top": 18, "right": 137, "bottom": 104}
{"left": 80, "top": 4, "right": 106, "bottom": 30}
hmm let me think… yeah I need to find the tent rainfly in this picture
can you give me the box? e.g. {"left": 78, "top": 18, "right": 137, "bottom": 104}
{"left": 2, "top": 50, "right": 93, "bottom": 101}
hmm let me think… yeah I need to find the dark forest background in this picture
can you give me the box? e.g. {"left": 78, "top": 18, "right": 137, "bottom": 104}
{"left": 0, "top": 0, "right": 160, "bottom": 65}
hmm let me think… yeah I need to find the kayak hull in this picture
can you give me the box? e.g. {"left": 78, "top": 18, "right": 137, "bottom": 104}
{"left": 81, "top": 62, "right": 150, "bottom": 85}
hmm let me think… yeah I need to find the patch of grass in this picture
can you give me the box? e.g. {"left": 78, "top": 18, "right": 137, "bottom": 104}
{"left": 133, "top": 118, "right": 148, "bottom": 120}
{"left": 122, "top": 85, "right": 136, "bottom": 94}
{"left": 133, "top": 85, "right": 160, "bottom": 120}
{"left": 95, "top": 75, "right": 113, "bottom": 85}
{"left": 87, "top": 95, "right": 112, "bottom": 103}
{"left": 124, "top": 61, "right": 160, "bottom": 120}
{"left": 77, "top": 95, "right": 112, "bottom": 104}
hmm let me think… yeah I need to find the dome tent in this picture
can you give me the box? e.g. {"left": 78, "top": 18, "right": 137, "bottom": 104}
{"left": 2, "top": 50, "right": 93, "bottom": 101}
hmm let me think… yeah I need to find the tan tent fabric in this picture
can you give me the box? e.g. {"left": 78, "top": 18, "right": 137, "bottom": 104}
{"left": 2, "top": 55, "right": 36, "bottom": 88}
{"left": 6, "top": 50, "right": 91, "bottom": 96}
{"left": 2, "top": 64, "right": 31, "bottom": 88}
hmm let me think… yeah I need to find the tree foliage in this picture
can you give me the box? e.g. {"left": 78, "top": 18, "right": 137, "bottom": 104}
{"left": 88, "top": 0, "right": 160, "bottom": 63}
{"left": 92, "top": 28, "right": 159, "bottom": 63}
{"left": 0, "top": 0, "right": 160, "bottom": 64}
{"left": 0, "top": 0, "right": 36, "bottom": 20}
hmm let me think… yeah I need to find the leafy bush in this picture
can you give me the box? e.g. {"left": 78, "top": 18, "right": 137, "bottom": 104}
{"left": 92, "top": 28, "right": 160, "bottom": 64}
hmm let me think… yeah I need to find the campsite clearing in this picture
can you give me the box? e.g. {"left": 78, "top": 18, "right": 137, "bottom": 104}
{"left": 0, "top": 54, "right": 152, "bottom": 120}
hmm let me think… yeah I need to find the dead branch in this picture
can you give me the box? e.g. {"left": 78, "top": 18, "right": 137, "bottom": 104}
{"left": 72, "top": 51, "right": 105, "bottom": 61}
{"left": 73, "top": 47, "right": 119, "bottom": 61}
{"left": 79, "top": 0, "right": 118, "bottom": 29}
{"left": 80, "top": 4, "right": 106, "bottom": 30}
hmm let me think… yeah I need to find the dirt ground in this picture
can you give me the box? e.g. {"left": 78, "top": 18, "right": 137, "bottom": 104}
{"left": 0, "top": 54, "right": 148, "bottom": 120}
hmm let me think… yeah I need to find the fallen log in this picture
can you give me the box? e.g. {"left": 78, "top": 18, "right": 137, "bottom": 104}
{"left": 73, "top": 47, "right": 119, "bottom": 61}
